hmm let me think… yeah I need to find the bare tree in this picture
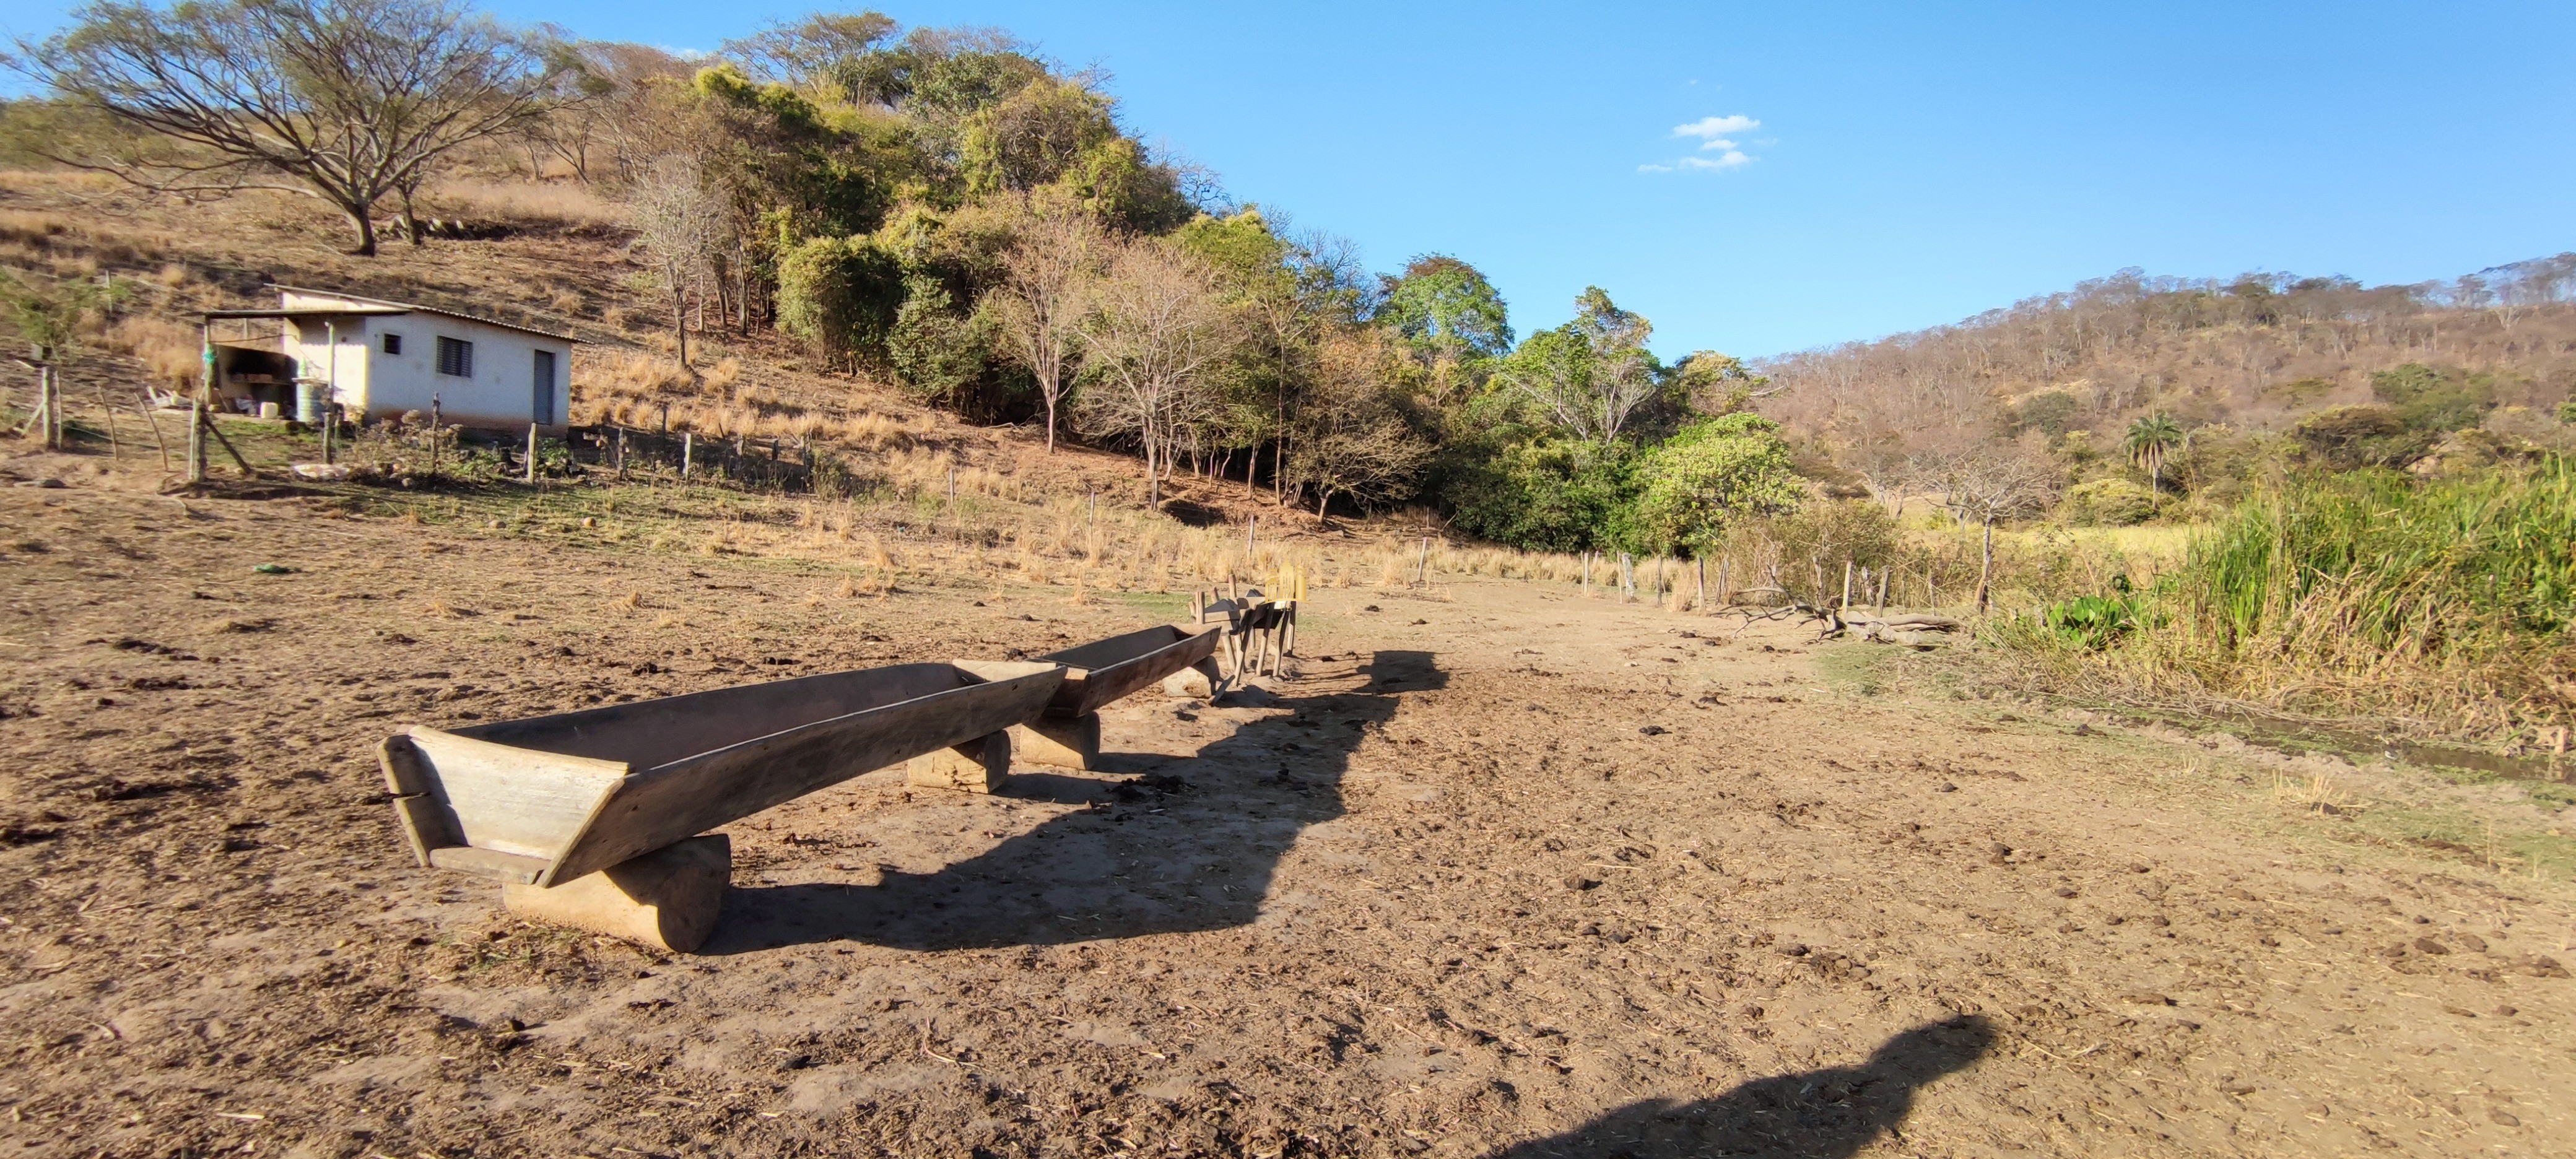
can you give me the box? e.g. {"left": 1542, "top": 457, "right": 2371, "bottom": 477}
{"left": 1076, "top": 241, "right": 1235, "bottom": 508}
{"left": 1925, "top": 449, "right": 2059, "bottom": 612}
{"left": 1290, "top": 330, "right": 1430, "bottom": 519}
{"left": 9, "top": 0, "right": 554, "bottom": 256}
{"left": 627, "top": 153, "right": 726, "bottom": 367}
{"left": 983, "top": 196, "right": 1102, "bottom": 453}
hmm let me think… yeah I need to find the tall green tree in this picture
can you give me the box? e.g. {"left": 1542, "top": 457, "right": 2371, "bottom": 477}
{"left": 1376, "top": 256, "right": 1511, "bottom": 402}
{"left": 1492, "top": 287, "right": 1674, "bottom": 445}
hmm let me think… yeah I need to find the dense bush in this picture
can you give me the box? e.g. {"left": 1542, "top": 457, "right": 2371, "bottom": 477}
{"left": 2061, "top": 478, "right": 2157, "bottom": 526}
{"left": 1438, "top": 438, "right": 1636, "bottom": 554}
{"left": 776, "top": 235, "right": 906, "bottom": 367}
{"left": 1625, "top": 413, "right": 1803, "bottom": 555}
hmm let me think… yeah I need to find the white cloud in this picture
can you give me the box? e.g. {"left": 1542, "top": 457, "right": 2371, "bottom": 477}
{"left": 1673, "top": 115, "right": 1759, "bottom": 140}
{"left": 1642, "top": 115, "right": 1761, "bottom": 175}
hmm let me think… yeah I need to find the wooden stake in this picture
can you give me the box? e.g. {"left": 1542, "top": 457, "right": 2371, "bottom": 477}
{"left": 92, "top": 376, "right": 120, "bottom": 458}
{"left": 429, "top": 394, "right": 442, "bottom": 474}
{"left": 682, "top": 431, "right": 694, "bottom": 478}
{"left": 202, "top": 407, "right": 256, "bottom": 477}
{"left": 1842, "top": 559, "right": 1854, "bottom": 610}
{"left": 137, "top": 391, "right": 168, "bottom": 472}
{"left": 525, "top": 423, "right": 539, "bottom": 484}
{"left": 1716, "top": 559, "right": 1730, "bottom": 611}
{"left": 1416, "top": 537, "right": 1430, "bottom": 587}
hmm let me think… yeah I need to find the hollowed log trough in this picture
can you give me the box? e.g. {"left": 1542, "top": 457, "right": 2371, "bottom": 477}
{"left": 378, "top": 659, "right": 1064, "bottom": 950}
{"left": 1009, "top": 625, "right": 1225, "bottom": 770}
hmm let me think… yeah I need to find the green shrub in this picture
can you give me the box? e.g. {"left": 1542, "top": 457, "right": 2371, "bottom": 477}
{"left": 886, "top": 274, "right": 993, "bottom": 406}
{"left": 775, "top": 235, "right": 905, "bottom": 367}
{"left": 2292, "top": 404, "right": 2429, "bottom": 469}
{"left": 1438, "top": 437, "right": 1636, "bottom": 553}
{"left": 2061, "top": 478, "right": 2157, "bottom": 526}
{"left": 1625, "top": 412, "right": 1803, "bottom": 556}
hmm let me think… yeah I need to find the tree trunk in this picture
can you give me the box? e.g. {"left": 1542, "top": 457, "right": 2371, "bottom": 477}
{"left": 1975, "top": 515, "right": 1996, "bottom": 612}
{"left": 342, "top": 204, "right": 380, "bottom": 257}
{"left": 1043, "top": 388, "right": 1058, "bottom": 454}
{"left": 1315, "top": 487, "right": 1330, "bottom": 519}
{"left": 399, "top": 189, "right": 424, "bottom": 247}
{"left": 671, "top": 282, "right": 690, "bottom": 367}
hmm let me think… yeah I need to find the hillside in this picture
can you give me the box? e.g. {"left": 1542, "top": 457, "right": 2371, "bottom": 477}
{"left": 1756, "top": 260, "right": 2576, "bottom": 473}
{"left": 0, "top": 169, "right": 1320, "bottom": 532}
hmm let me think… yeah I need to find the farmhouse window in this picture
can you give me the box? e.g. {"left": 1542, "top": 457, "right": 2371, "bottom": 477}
{"left": 382, "top": 333, "right": 402, "bottom": 355}
{"left": 436, "top": 336, "right": 474, "bottom": 377}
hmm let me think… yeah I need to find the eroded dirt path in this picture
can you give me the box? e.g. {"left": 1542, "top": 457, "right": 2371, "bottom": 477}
{"left": 3, "top": 480, "right": 2572, "bottom": 1158}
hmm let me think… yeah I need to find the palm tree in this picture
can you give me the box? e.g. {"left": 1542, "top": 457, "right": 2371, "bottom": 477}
{"left": 2125, "top": 412, "right": 2183, "bottom": 495}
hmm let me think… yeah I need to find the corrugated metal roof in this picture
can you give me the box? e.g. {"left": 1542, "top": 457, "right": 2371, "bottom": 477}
{"left": 268, "top": 285, "right": 582, "bottom": 342}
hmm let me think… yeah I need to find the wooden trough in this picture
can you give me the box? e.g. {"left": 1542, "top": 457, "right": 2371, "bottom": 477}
{"left": 378, "top": 660, "right": 1064, "bottom": 950}
{"left": 1042, "top": 624, "right": 1226, "bottom": 716}
{"left": 1008, "top": 625, "right": 1226, "bottom": 770}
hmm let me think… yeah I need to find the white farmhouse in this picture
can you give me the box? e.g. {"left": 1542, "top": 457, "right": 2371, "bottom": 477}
{"left": 246, "top": 287, "right": 579, "bottom": 431}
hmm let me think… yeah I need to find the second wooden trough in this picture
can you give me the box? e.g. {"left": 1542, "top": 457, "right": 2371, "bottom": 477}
{"left": 1037, "top": 623, "right": 1226, "bottom": 716}
{"left": 378, "top": 660, "right": 1064, "bottom": 888}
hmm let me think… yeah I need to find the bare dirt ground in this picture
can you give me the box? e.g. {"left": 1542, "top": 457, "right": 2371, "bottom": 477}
{"left": 4, "top": 462, "right": 2575, "bottom": 1159}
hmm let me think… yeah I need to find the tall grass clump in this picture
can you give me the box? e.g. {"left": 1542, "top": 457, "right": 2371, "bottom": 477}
{"left": 2039, "top": 462, "right": 2576, "bottom": 738}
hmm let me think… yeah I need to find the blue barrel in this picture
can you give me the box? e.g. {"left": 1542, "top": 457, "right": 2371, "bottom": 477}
{"left": 295, "top": 380, "right": 326, "bottom": 425}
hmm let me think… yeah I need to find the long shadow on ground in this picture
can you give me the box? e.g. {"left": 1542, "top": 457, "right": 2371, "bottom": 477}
{"left": 1489, "top": 1017, "right": 1997, "bottom": 1158}
{"left": 707, "top": 649, "right": 1444, "bottom": 952}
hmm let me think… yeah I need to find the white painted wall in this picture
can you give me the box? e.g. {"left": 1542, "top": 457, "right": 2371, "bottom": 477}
{"left": 281, "top": 292, "right": 572, "bottom": 430}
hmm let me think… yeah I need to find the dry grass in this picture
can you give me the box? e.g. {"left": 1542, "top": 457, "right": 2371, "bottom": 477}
{"left": 105, "top": 314, "right": 201, "bottom": 393}
{"left": 426, "top": 180, "right": 627, "bottom": 227}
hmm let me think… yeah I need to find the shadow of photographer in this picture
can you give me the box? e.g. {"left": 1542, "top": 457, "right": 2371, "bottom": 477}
{"left": 707, "top": 649, "right": 1445, "bottom": 953}
{"left": 1490, "top": 1016, "right": 1997, "bottom": 1158}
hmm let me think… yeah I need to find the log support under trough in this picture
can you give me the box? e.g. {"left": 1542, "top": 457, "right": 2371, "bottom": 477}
{"left": 907, "top": 730, "right": 1011, "bottom": 793}
{"left": 1011, "top": 713, "right": 1102, "bottom": 771}
{"left": 502, "top": 835, "right": 731, "bottom": 953}
{"left": 1160, "top": 657, "right": 1227, "bottom": 700}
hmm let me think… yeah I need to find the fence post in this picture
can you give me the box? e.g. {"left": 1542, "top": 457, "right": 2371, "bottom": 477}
{"left": 192, "top": 320, "right": 211, "bottom": 477}
{"left": 682, "top": 432, "right": 694, "bottom": 479}
{"left": 429, "top": 394, "right": 442, "bottom": 475}
{"left": 1416, "top": 536, "right": 1430, "bottom": 586}
{"left": 1842, "top": 559, "right": 1854, "bottom": 609}
{"left": 1619, "top": 553, "right": 1635, "bottom": 601}
{"left": 524, "top": 423, "right": 538, "bottom": 484}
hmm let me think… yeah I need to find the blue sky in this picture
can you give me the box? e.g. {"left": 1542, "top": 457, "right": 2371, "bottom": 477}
{"left": 9, "top": 1, "right": 2574, "bottom": 358}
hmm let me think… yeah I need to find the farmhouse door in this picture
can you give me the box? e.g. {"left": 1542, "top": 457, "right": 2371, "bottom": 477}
{"left": 532, "top": 350, "right": 557, "bottom": 426}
